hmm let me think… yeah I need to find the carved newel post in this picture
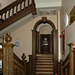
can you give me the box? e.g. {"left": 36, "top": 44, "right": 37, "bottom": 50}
{"left": 21, "top": 53, "right": 27, "bottom": 75}
{"left": 68, "top": 43, "right": 75, "bottom": 75}
{"left": 2, "top": 33, "right": 14, "bottom": 75}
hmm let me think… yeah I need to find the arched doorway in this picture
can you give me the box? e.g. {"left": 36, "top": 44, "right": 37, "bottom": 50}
{"left": 32, "top": 17, "right": 58, "bottom": 75}
{"left": 37, "top": 24, "right": 53, "bottom": 54}
{"left": 32, "top": 17, "right": 56, "bottom": 55}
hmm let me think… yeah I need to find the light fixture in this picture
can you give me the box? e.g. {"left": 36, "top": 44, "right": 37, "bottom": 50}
{"left": 64, "top": 13, "right": 69, "bottom": 27}
{"left": 15, "top": 41, "right": 20, "bottom": 48}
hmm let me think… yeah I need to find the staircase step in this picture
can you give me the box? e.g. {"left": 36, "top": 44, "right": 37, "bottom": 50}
{"left": 36, "top": 54, "right": 53, "bottom": 56}
{"left": 36, "top": 54, "right": 54, "bottom": 75}
{"left": 36, "top": 72, "right": 53, "bottom": 75}
{"left": 36, "top": 62, "right": 53, "bottom": 65}
{"left": 36, "top": 56, "right": 53, "bottom": 59}
{"left": 37, "top": 58, "right": 53, "bottom": 60}
{"left": 36, "top": 69, "right": 53, "bottom": 72}
{"left": 36, "top": 66, "right": 53, "bottom": 68}
{"left": 36, "top": 61, "right": 53, "bottom": 63}
{"left": 36, "top": 68, "right": 53, "bottom": 70}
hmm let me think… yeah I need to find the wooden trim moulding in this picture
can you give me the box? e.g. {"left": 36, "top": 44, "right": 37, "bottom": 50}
{"left": 62, "top": 53, "right": 70, "bottom": 68}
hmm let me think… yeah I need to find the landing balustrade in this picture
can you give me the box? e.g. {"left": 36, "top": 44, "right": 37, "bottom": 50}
{"left": 61, "top": 43, "right": 75, "bottom": 75}
{"left": 0, "top": 0, "right": 36, "bottom": 30}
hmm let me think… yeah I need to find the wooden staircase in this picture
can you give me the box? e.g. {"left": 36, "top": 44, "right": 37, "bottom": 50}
{"left": 36, "top": 54, "right": 54, "bottom": 75}
{"left": 0, "top": 0, "right": 36, "bottom": 31}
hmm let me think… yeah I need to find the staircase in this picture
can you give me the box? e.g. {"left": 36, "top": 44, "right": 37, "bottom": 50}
{"left": 0, "top": 0, "right": 36, "bottom": 30}
{"left": 36, "top": 54, "right": 54, "bottom": 75}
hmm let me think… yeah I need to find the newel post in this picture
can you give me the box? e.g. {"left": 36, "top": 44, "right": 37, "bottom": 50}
{"left": 21, "top": 53, "right": 27, "bottom": 75}
{"left": 31, "top": 0, "right": 36, "bottom": 15}
{"left": 2, "top": 33, "right": 14, "bottom": 75}
{"left": 68, "top": 43, "right": 75, "bottom": 75}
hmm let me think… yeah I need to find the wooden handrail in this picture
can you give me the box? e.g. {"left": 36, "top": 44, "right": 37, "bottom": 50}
{"left": 0, "top": 0, "right": 24, "bottom": 14}
{"left": 0, "top": 0, "right": 32, "bottom": 18}
{"left": 13, "top": 53, "right": 26, "bottom": 75}
{"left": 13, "top": 53, "right": 25, "bottom": 66}
{"left": 0, "top": 0, "right": 36, "bottom": 30}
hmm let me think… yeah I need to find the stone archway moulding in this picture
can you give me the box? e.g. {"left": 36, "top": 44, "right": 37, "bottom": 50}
{"left": 33, "top": 17, "right": 56, "bottom": 31}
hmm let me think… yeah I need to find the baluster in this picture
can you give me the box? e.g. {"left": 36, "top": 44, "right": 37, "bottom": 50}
{"left": 1, "top": 14, "right": 3, "bottom": 20}
{"left": 12, "top": 7, "right": 14, "bottom": 15}
{"left": 8, "top": 10, "right": 10, "bottom": 18}
{"left": 24, "top": 0, "right": 26, "bottom": 8}
{"left": 28, "top": 0, "right": 30, "bottom": 6}
{"left": 32, "top": 0, "right": 34, "bottom": 4}
{"left": 5, "top": 12, "right": 7, "bottom": 20}
{"left": 20, "top": 2, "right": 22, "bottom": 11}
{"left": 16, "top": 5, "right": 18, "bottom": 13}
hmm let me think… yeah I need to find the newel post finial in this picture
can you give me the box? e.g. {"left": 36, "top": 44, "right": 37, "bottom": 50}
{"left": 21, "top": 53, "right": 26, "bottom": 60}
{"left": 5, "top": 33, "right": 12, "bottom": 44}
{"left": 68, "top": 43, "right": 75, "bottom": 75}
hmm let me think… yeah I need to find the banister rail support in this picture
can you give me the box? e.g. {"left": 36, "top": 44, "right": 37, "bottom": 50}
{"left": 21, "top": 53, "right": 27, "bottom": 75}
{"left": 68, "top": 43, "right": 75, "bottom": 75}
{"left": 2, "top": 33, "right": 14, "bottom": 75}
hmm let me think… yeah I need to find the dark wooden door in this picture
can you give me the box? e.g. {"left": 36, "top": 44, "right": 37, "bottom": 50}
{"left": 40, "top": 34, "right": 51, "bottom": 54}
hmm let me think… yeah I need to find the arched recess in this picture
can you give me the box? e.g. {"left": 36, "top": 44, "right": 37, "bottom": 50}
{"left": 32, "top": 17, "right": 58, "bottom": 74}
{"left": 33, "top": 17, "right": 56, "bottom": 30}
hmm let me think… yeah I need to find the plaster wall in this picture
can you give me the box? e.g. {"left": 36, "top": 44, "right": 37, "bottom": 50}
{"left": 60, "top": 0, "right": 75, "bottom": 60}
{"left": 0, "top": 0, "right": 16, "bottom": 9}
{"left": 11, "top": 15, "right": 57, "bottom": 61}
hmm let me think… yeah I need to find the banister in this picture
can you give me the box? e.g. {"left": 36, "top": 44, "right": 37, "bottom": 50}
{"left": 0, "top": 0, "right": 36, "bottom": 30}
{"left": 0, "top": 0, "right": 25, "bottom": 15}
{"left": 68, "top": 43, "right": 75, "bottom": 75}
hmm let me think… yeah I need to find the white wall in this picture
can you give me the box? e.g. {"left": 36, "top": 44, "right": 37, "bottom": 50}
{"left": 35, "top": 0, "right": 62, "bottom": 8}
{"left": 11, "top": 15, "right": 57, "bottom": 61}
{"left": 60, "top": 0, "right": 75, "bottom": 60}
{"left": 0, "top": 0, "right": 16, "bottom": 9}
{"left": 40, "top": 25, "right": 52, "bottom": 34}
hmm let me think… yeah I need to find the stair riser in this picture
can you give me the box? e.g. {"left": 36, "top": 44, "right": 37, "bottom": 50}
{"left": 36, "top": 54, "right": 54, "bottom": 75}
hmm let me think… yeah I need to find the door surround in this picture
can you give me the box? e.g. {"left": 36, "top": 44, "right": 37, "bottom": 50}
{"left": 32, "top": 17, "right": 58, "bottom": 74}
{"left": 32, "top": 17, "right": 56, "bottom": 55}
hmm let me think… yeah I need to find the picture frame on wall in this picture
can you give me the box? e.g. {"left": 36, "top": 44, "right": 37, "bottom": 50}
{"left": 62, "top": 30, "right": 66, "bottom": 55}
{"left": 69, "top": 6, "right": 75, "bottom": 25}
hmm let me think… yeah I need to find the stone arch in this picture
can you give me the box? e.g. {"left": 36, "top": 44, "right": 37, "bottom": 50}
{"left": 33, "top": 17, "right": 56, "bottom": 30}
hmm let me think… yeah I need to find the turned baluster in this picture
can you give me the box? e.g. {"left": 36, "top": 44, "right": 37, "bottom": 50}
{"left": 28, "top": 0, "right": 30, "bottom": 6}
{"left": 21, "top": 53, "right": 27, "bottom": 75}
{"left": 5, "top": 12, "right": 7, "bottom": 20}
{"left": 1, "top": 14, "right": 3, "bottom": 20}
{"left": 68, "top": 43, "right": 75, "bottom": 75}
{"left": 24, "top": 0, "right": 26, "bottom": 8}
{"left": 8, "top": 10, "right": 10, "bottom": 18}
{"left": 32, "top": 0, "right": 34, "bottom": 4}
{"left": 20, "top": 2, "right": 22, "bottom": 10}
{"left": 16, "top": 5, "right": 18, "bottom": 13}
{"left": 12, "top": 7, "right": 14, "bottom": 15}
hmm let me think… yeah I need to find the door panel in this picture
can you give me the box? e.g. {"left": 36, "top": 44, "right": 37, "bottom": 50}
{"left": 40, "top": 34, "right": 51, "bottom": 54}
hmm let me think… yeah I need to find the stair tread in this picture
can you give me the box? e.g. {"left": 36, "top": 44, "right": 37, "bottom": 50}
{"left": 37, "top": 56, "right": 53, "bottom": 58}
{"left": 36, "top": 54, "right": 54, "bottom": 75}
{"left": 37, "top": 58, "right": 53, "bottom": 60}
{"left": 36, "top": 69, "right": 53, "bottom": 72}
{"left": 36, "top": 72, "right": 53, "bottom": 74}
{"left": 36, "top": 66, "right": 53, "bottom": 68}
{"left": 36, "top": 63, "right": 53, "bottom": 65}
{"left": 36, "top": 60, "right": 53, "bottom": 62}
{"left": 36, "top": 54, "right": 53, "bottom": 56}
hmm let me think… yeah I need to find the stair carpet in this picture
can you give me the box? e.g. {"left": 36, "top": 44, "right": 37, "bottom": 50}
{"left": 36, "top": 54, "right": 54, "bottom": 75}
